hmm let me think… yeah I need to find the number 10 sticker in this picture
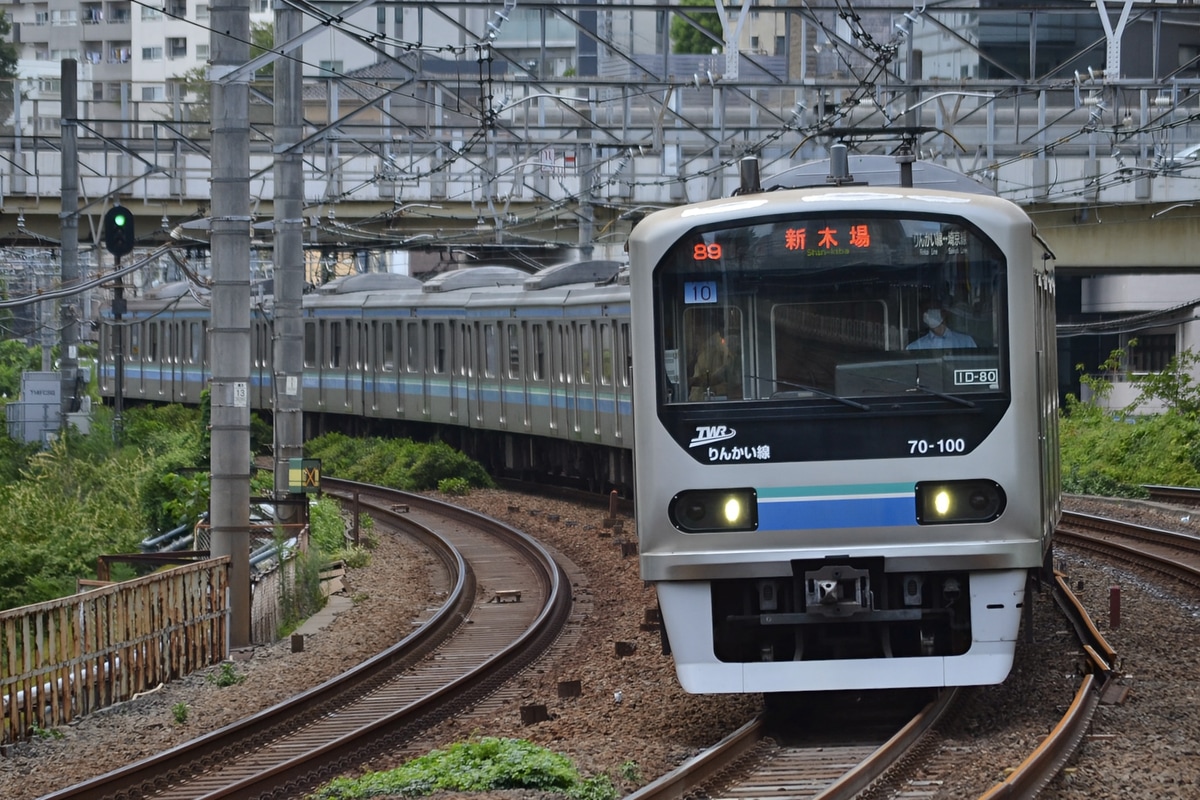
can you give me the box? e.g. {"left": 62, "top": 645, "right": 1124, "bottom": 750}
{"left": 684, "top": 281, "right": 718, "bottom": 304}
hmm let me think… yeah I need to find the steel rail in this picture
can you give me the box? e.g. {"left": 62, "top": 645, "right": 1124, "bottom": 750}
{"left": 625, "top": 689, "right": 959, "bottom": 800}
{"left": 976, "top": 571, "right": 1118, "bottom": 799}
{"left": 41, "top": 480, "right": 572, "bottom": 800}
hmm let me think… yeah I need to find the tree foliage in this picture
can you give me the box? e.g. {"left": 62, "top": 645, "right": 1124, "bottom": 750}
{"left": 670, "top": 0, "right": 724, "bottom": 55}
{"left": 0, "top": 10, "right": 18, "bottom": 79}
{"left": 1060, "top": 344, "right": 1200, "bottom": 496}
{"left": 305, "top": 433, "right": 494, "bottom": 492}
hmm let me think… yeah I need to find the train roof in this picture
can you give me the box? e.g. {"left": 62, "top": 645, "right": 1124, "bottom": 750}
{"left": 422, "top": 266, "right": 530, "bottom": 293}
{"left": 772, "top": 154, "right": 996, "bottom": 194}
{"left": 316, "top": 272, "right": 423, "bottom": 294}
{"left": 523, "top": 259, "right": 625, "bottom": 290}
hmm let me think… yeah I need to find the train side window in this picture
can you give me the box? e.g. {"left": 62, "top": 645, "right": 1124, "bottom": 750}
{"left": 483, "top": 323, "right": 498, "bottom": 378}
{"left": 188, "top": 322, "right": 201, "bottom": 364}
{"left": 531, "top": 324, "right": 546, "bottom": 380}
{"left": 147, "top": 323, "right": 159, "bottom": 363}
{"left": 356, "top": 322, "right": 367, "bottom": 369}
{"left": 329, "top": 321, "right": 342, "bottom": 369}
{"left": 304, "top": 321, "right": 317, "bottom": 367}
{"left": 556, "top": 325, "right": 569, "bottom": 383}
{"left": 381, "top": 321, "right": 395, "bottom": 370}
{"left": 506, "top": 323, "right": 521, "bottom": 379}
{"left": 456, "top": 324, "right": 468, "bottom": 377}
{"left": 405, "top": 321, "right": 421, "bottom": 372}
{"left": 164, "top": 322, "right": 174, "bottom": 364}
{"left": 578, "top": 323, "right": 593, "bottom": 385}
{"left": 599, "top": 323, "right": 613, "bottom": 386}
{"left": 130, "top": 323, "right": 141, "bottom": 359}
{"left": 432, "top": 322, "right": 446, "bottom": 374}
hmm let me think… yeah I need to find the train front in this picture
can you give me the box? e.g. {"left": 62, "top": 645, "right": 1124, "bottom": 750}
{"left": 629, "top": 188, "right": 1058, "bottom": 694}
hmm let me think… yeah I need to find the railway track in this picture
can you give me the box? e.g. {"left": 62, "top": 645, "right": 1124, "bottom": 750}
{"left": 1058, "top": 509, "right": 1200, "bottom": 593}
{"left": 626, "top": 564, "right": 1117, "bottom": 800}
{"left": 41, "top": 478, "right": 572, "bottom": 800}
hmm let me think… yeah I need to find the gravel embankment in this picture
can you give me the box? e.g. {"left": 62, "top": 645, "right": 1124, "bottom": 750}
{"left": 2, "top": 491, "right": 1198, "bottom": 799}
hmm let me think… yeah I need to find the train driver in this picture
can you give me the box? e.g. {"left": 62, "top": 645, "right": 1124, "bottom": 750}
{"left": 906, "top": 307, "right": 977, "bottom": 350}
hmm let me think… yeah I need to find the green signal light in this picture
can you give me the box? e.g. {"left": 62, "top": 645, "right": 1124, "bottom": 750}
{"left": 113, "top": 214, "right": 127, "bottom": 226}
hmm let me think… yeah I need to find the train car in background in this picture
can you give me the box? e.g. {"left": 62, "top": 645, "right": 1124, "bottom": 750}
{"left": 627, "top": 158, "right": 1060, "bottom": 694}
{"left": 98, "top": 260, "right": 634, "bottom": 493}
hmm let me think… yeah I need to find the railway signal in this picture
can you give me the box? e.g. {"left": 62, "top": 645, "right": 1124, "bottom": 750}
{"left": 103, "top": 205, "right": 135, "bottom": 257}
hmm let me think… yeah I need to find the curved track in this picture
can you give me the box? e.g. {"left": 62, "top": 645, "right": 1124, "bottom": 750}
{"left": 42, "top": 479, "right": 572, "bottom": 800}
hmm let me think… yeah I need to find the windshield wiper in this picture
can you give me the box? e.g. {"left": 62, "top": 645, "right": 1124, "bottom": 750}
{"left": 752, "top": 375, "right": 871, "bottom": 411}
{"left": 874, "top": 375, "right": 977, "bottom": 408}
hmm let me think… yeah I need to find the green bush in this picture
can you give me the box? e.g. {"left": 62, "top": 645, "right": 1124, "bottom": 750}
{"left": 304, "top": 434, "right": 494, "bottom": 492}
{"left": 437, "top": 476, "right": 472, "bottom": 496}
{"left": 310, "top": 736, "right": 617, "bottom": 800}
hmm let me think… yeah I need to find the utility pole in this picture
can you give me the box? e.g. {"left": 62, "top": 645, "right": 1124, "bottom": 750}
{"left": 273, "top": 1, "right": 305, "bottom": 521}
{"left": 60, "top": 59, "right": 80, "bottom": 432}
{"left": 210, "top": 1, "right": 253, "bottom": 649}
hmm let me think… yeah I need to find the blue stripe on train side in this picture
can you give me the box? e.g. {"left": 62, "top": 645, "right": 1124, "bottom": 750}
{"left": 756, "top": 483, "right": 916, "bottom": 530}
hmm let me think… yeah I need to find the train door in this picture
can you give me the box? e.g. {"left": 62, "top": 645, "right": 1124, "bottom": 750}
{"left": 473, "top": 321, "right": 504, "bottom": 431}
{"left": 452, "top": 320, "right": 469, "bottom": 424}
{"left": 506, "top": 321, "right": 525, "bottom": 431}
{"left": 350, "top": 317, "right": 366, "bottom": 416}
{"left": 251, "top": 316, "right": 271, "bottom": 410}
{"left": 550, "top": 321, "right": 571, "bottom": 435}
{"left": 595, "top": 319, "right": 620, "bottom": 445}
{"left": 303, "top": 319, "right": 322, "bottom": 412}
{"left": 427, "top": 320, "right": 448, "bottom": 423}
{"left": 324, "top": 319, "right": 348, "bottom": 411}
{"left": 374, "top": 319, "right": 398, "bottom": 418}
{"left": 401, "top": 319, "right": 423, "bottom": 420}
{"left": 145, "top": 320, "right": 159, "bottom": 398}
{"left": 528, "top": 322, "right": 551, "bottom": 436}
{"left": 163, "top": 319, "right": 177, "bottom": 400}
{"left": 577, "top": 320, "right": 599, "bottom": 439}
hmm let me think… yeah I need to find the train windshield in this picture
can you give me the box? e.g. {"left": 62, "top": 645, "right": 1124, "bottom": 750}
{"left": 654, "top": 211, "right": 1007, "bottom": 405}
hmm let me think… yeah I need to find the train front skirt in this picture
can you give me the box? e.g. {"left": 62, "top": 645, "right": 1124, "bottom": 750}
{"left": 657, "top": 569, "right": 1027, "bottom": 693}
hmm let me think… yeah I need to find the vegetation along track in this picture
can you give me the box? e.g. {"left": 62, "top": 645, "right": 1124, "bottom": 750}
{"left": 625, "top": 569, "right": 1117, "bottom": 800}
{"left": 42, "top": 478, "right": 572, "bottom": 800}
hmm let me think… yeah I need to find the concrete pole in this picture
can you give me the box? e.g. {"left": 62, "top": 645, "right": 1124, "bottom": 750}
{"left": 210, "top": 1, "right": 253, "bottom": 649}
{"left": 273, "top": 2, "right": 305, "bottom": 521}
{"left": 60, "top": 59, "right": 80, "bottom": 432}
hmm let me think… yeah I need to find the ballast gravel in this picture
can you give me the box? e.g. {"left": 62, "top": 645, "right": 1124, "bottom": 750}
{"left": 2, "top": 490, "right": 1199, "bottom": 799}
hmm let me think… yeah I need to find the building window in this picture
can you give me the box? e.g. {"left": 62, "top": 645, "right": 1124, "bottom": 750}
{"left": 318, "top": 60, "right": 343, "bottom": 76}
{"left": 142, "top": 46, "right": 163, "bottom": 61}
{"left": 167, "top": 37, "right": 186, "bottom": 59}
{"left": 141, "top": 85, "right": 165, "bottom": 101}
{"left": 197, "top": 4, "right": 209, "bottom": 21}
{"left": 141, "top": 6, "right": 162, "bottom": 20}
{"left": 1129, "top": 334, "right": 1177, "bottom": 374}
{"left": 168, "top": 0, "right": 187, "bottom": 16}
{"left": 196, "top": 43, "right": 209, "bottom": 59}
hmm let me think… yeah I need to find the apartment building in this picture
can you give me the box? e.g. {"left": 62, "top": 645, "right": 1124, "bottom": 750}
{"left": 3, "top": 0, "right": 271, "bottom": 131}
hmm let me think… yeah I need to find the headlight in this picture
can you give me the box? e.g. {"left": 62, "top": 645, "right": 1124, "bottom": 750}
{"left": 669, "top": 488, "right": 758, "bottom": 533}
{"left": 915, "top": 480, "right": 1005, "bottom": 524}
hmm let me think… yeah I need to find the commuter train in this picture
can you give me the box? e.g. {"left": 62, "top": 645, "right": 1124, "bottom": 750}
{"left": 98, "top": 155, "right": 1060, "bottom": 695}
{"left": 628, "top": 167, "right": 1060, "bottom": 693}
{"left": 97, "top": 261, "right": 636, "bottom": 493}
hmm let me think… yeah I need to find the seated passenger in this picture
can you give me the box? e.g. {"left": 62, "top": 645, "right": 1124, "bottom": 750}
{"left": 907, "top": 308, "right": 977, "bottom": 350}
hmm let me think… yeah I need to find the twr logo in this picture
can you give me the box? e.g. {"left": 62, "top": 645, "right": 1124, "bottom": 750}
{"left": 690, "top": 425, "right": 737, "bottom": 447}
